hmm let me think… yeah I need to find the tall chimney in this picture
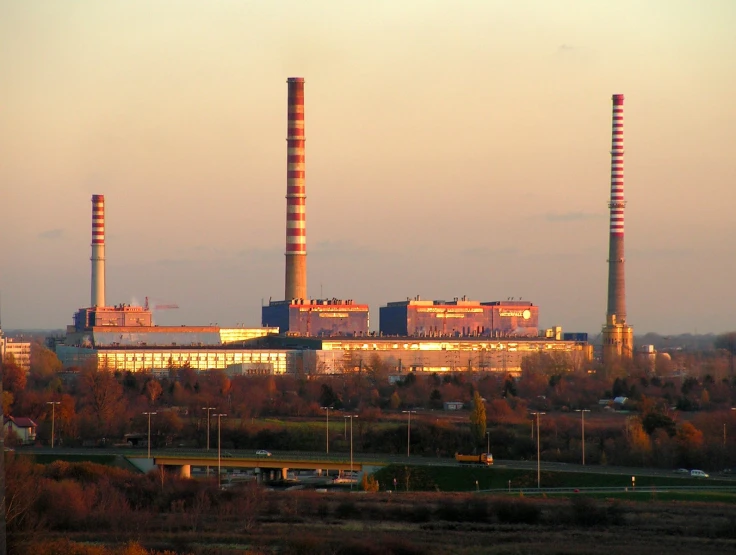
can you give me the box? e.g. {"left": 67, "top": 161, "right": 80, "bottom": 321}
{"left": 284, "top": 77, "right": 307, "bottom": 300}
{"left": 91, "top": 194, "right": 106, "bottom": 307}
{"left": 603, "top": 94, "right": 633, "bottom": 361}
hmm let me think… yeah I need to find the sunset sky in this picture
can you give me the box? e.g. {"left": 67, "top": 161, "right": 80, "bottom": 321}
{"left": 2, "top": 0, "right": 735, "bottom": 335}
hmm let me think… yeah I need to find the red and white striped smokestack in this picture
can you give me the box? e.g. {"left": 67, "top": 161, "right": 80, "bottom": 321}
{"left": 606, "top": 94, "right": 626, "bottom": 323}
{"left": 284, "top": 77, "right": 307, "bottom": 300}
{"left": 91, "top": 194, "right": 106, "bottom": 307}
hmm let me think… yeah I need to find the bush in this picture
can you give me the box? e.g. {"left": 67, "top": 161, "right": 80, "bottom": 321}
{"left": 492, "top": 498, "right": 541, "bottom": 524}
{"left": 570, "top": 496, "right": 610, "bottom": 526}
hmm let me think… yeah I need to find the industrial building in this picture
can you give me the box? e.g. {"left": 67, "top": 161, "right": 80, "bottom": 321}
{"left": 379, "top": 297, "right": 538, "bottom": 337}
{"left": 254, "top": 335, "right": 591, "bottom": 376}
{"left": 259, "top": 77, "right": 372, "bottom": 337}
{"left": 261, "top": 298, "right": 369, "bottom": 337}
{"left": 51, "top": 80, "right": 605, "bottom": 375}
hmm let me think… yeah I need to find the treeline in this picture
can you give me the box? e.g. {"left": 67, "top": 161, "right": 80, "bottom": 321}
{"left": 2, "top": 341, "right": 736, "bottom": 469}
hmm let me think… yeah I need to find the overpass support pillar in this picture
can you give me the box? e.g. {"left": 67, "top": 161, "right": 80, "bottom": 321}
{"left": 282, "top": 467, "right": 289, "bottom": 480}
{"left": 179, "top": 464, "right": 191, "bottom": 478}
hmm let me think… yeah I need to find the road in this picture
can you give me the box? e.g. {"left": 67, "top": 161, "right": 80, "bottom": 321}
{"left": 13, "top": 445, "right": 736, "bottom": 482}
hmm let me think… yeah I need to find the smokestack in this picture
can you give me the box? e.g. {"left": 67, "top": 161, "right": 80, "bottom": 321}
{"left": 284, "top": 77, "right": 307, "bottom": 300}
{"left": 606, "top": 94, "right": 626, "bottom": 323}
{"left": 91, "top": 194, "right": 106, "bottom": 307}
{"left": 603, "top": 94, "right": 633, "bottom": 362}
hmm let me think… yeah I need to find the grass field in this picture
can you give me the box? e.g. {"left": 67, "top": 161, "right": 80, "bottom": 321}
{"left": 374, "top": 463, "right": 736, "bottom": 494}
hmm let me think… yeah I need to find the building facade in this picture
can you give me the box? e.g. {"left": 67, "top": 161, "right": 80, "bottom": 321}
{"left": 379, "top": 297, "right": 539, "bottom": 337}
{"left": 1, "top": 336, "right": 31, "bottom": 372}
{"left": 262, "top": 298, "right": 369, "bottom": 337}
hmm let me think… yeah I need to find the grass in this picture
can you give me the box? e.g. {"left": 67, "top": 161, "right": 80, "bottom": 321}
{"left": 374, "top": 463, "right": 736, "bottom": 493}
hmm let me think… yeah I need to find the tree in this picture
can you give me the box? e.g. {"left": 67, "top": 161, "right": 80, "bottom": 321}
{"left": 29, "top": 344, "right": 62, "bottom": 384}
{"left": 469, "top": 391, "right": 487, "bottom": 447}
{"left": 2, "top": 356, "right": 26, "bottom": 397}
{"left": 714, "top": 332, "right": 736, "bottom": 376}
{"left": 79, "top": 368, "right": 126, "bottom": 436}
{"left": 145, "top": 379, "right": 163, "bottom": 406}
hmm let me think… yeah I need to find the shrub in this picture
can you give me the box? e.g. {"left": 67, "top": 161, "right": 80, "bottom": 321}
{"left": 492, "top": 498, "right": 541, "bottom": 524}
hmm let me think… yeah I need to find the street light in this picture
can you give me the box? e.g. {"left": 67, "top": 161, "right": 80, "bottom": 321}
{"left": 320, "top": 406, "right": 331, "bottom": 454}
{"left": 575, "top": 409, "right": 590, "bottom": 466}
{"left": 202, "top": 407, "right": 216, "bottom": 478}
{"left": 216, "top": 413, "right": 227, "bottom": 488}
{"left": 402, "top": 410, "right": 416, "bottom": 457}
{"left": 46, "top": 401, "right": 60, "bottom": 449}
{"left": 143, "top": 412, "right": 157, "bottom": 459}
{"left": 531, "top": 412, "right": 545, "bottom": 489}
{"left": 202, "top": 407, "right": 216, "bottom": 451}
{"left": 344, "top": 415, "right": 358, "bottom": 489}
{"left": 486, "top": 430, "right": 491, "bottom": 456}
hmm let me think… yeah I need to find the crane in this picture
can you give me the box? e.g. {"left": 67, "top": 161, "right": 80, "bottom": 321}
{"left": 144, "top": 296, "right": 179, "bottom": 311}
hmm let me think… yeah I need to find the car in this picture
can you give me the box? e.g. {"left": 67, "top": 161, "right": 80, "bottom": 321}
{"left": 673, "top": 468, "right": 689, "bottom": 474}
{"left": 256, "top": 450, "right": 272, "bottom": 457}
{"left": 690, "top": 469, "right": 709, "bottom": 478}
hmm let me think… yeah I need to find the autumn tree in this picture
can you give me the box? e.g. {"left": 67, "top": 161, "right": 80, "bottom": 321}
{"left": 78, "top": 368, "right": 126, "bottom": 437}
{"left": 145, "top": 379, "right": 163, "bottom": 406}
{"left": 714, "top": 332, "right": 736, "bottom": 376}
{"left": 2, "top": 355, "right": 26, "bottom": 397}
{"left": 29, "top": 344, "right": 62, "bottom": 385}
{"left": 469, "top": 390, "right": 487, "bottom": 447}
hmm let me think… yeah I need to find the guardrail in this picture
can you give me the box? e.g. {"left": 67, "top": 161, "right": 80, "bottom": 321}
{"left": 479, "top": 485, "right": 736, "bottom": 495}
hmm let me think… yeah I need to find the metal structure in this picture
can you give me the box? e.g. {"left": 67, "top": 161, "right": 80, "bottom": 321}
{"left": 90, "top": 194, "right": 106, "bottom": 307}
{"left": 285, "top": 77, "right": 307, "bottom": 300}
{"left": 602, "top": 94, "right": 634, "bottom": 362}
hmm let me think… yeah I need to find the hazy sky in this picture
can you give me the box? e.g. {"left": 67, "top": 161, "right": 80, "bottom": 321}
{"left": 2, "top": 0, "right": 735, "bottom": 335}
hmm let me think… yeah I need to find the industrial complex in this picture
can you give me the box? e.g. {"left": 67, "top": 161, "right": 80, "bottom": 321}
{"left": 52, "top": 80, "right": 634, "bottom": 375}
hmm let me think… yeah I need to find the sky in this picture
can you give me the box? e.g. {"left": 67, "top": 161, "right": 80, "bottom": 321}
{"left": 1, "top": 0, "right": 735, "bottom": 335}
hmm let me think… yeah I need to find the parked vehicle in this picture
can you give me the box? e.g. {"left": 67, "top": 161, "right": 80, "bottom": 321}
{"left": 690, "top": 469, "right": 709, "bottom": 478}
{"left": 455, "top": 453, "right": 493, "bottom": 466}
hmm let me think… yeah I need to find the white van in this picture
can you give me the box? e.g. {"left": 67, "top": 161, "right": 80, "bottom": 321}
{"left": 690, "top": 469, "right": 709, "bottom": 478}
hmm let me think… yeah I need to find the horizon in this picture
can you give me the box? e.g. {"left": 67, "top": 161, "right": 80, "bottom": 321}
{"left": 2, "top": 1, "right": 735, "bottom": 334}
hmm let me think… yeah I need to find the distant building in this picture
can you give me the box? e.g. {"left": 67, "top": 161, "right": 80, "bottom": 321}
{"left": 0, "top": 335, "right": 31, "bottom": 372}
{"left": 379, "top": 296, "right": 539, "bottom": 337}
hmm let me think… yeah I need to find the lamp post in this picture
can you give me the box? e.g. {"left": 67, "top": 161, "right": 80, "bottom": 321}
{"left": 143, "top": 412, "right": 157, "bottom": 459}
{"left": 402, "top": 410, "right": 416, "bottom": 457}
{"left": 575, "top": 409, "right": 590, "bottom": 466}
{"left": 344, "top": 415, "right": 358, "bottom": 489}
{"left": 46, "top": 401, "right": 60, "bottom": 448}
{"left": 202, "top": 407, "right": 216, "bottom": 478}
{"left": 202, "top": 407, "right": 216, "bottom": 451}
{"left": 531, "top": 412, "right": 545, "bottom": 489}
{"left": 320, "top": 406, "right": 331, "bottom": 454}
{"left": 216, "top": 413, "right": 227, "bottom": 488}
{"left": 486, "top": 430, "right": 491, "bottom": 455}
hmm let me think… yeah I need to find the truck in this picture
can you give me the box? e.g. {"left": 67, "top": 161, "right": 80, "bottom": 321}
{"left": 455, "top": 452, "right": 493, "bottom": 466}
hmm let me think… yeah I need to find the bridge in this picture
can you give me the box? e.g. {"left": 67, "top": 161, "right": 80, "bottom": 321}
{"left": 149, "top": 453, "right": 373, "bottom": 480}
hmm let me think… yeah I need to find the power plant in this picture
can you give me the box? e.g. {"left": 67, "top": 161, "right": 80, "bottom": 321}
{"left": 263, "top": 77, "right": 372, "bottom": 336}
{"left": 53, "top": 84, "right": 637, "bottom": 374}
{"left": 602, "top": 94, "right": 634, "bottom": 362}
